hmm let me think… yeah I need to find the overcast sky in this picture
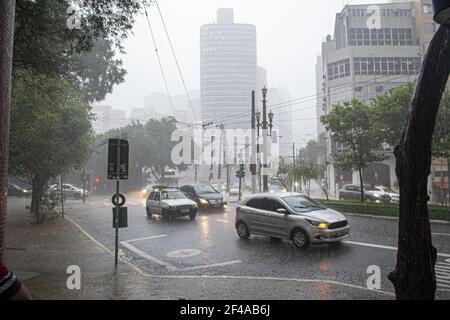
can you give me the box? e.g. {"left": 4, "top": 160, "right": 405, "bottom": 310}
{"left": 102, "top": 0, "right": 388, "bottom": 146}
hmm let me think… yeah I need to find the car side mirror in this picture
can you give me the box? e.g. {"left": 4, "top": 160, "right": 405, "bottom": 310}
{"left": 276, "top": 208, "right": 288, "bottom": 214}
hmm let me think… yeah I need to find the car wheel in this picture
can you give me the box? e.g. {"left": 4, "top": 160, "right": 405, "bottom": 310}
{"left": 189, "top": 212, "right": 197, "bottom": 220}
{"left": 74, "top": 193, "right": 82, "bottom": 200}
{"left": 292, "top": 228, "right": 310, "bottom": 249}
{"left": 236, "top": 222, "right": 250, "bottom": 240}
{"left": 270, "top": 237, "right": 282, "bottom": 244}
{"left": 146, "top": 207, "right": 152, "bottom": 218}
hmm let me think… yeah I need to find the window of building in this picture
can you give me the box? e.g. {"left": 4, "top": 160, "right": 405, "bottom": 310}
{"left": 423, "top": 4, "right": 433, "bottom": 14}
{"left": 354, "top": 57, "right": 421, "bottom": 76}
{"left": 349, "top": 28, "right": 412, "bottom": 46}
{"left": 327, "top": 59, "right": 351, "bottom": 81}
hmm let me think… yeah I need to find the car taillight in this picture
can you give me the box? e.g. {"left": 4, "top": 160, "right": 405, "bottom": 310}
{"left": 236, "top": 206, "right": 240, "bottom": 214}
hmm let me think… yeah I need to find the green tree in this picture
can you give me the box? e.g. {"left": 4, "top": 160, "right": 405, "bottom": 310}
{"left": 370, "top": 82, "right": 415, "bottom": 149}
{"left": 297, "top": 134, "right": 329, "bottom": 199}
{"left": 321, "top": 100, "right": 385, "bottom": 202}
{"left": 9, "top": 71, "right": 93, "bottom": 222}
{"left": 13, "top": 0, "right": 145, "bottom": 102}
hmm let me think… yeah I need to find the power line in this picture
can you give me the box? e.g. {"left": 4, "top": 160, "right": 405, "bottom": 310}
{"left": 154, "top": 0, "right": 198, "bottom": 122}
{"left": 216, "top": 73, "right": 417, "bottom": 124}
{"left": 143, "top": 3, "right": 175, "bottom": 115}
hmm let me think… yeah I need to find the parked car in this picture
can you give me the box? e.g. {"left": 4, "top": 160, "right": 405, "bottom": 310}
{"left": 374, "top": 186, "right": 400, "bottom": 203}
{"left": 268, "top": 184, "right": 288, "bottom": 193}
{"left": 180, "top": 184, "right": 227, "bottom": 209}
{"left": 338, "top": 184, "right": 390, "bottom": 203}
{"left": 49, "top": 183, "right": 88, "bottom": 199}
{"left": 235, "top": 192, "right": 350, "bottom": 249}
{"left": 7, "top": 183, "right": 31, "bottom": 198}
{"left": 229, "top": 183, "right": 240, "bottom": 196}
{"left": 146, "top": 187, "right": 197, "bottom": 220}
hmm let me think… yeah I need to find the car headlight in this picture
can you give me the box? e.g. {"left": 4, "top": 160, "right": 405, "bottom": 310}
{"left": 306, "top": 219, "right": 329, "bottom": 229}
{"left": 192, "top": 204, "right": 198, "bottom": 209}
{"left": 372, "top": 193, "right": 381, "bottom": 198}
{"left": 199, "top": 198, "right": 209, "bottom": 204}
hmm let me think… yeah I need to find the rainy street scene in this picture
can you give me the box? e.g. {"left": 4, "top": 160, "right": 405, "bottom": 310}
{"left": 1, "top": 0, "right": 450, "bottom": 305}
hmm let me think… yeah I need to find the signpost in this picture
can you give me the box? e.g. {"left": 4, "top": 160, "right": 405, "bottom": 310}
{"left": 107, "top": 137, "right": 129, "bottom": 270}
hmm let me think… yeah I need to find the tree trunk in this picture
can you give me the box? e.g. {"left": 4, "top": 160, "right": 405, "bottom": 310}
{"left": 448, "top": 157, "right": 450, "bottom": 206}
{"left": 359, "top": 167, "right": 364, "bottom": 202}
{"left": 0, "top": 0, "right": 16, "bottom": 261}
{"left": 389, "top": 25, "right": 450, "bottom": 300}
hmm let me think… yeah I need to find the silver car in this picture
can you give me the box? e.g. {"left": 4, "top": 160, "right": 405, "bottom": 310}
{"left": 235, "top": 193, "right": 350, "bottom": 249}
{"left": 146, "top": 188, "right": 198, "bottom": 220}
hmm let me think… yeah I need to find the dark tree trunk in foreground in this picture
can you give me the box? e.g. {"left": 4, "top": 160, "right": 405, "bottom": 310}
{"left": 389, "top": 25, "right": 450, "bottom": 300}
{"left": 359, "top": 167, "right": 364, "bottom": 202}
{"left": 0, "top": 0, "right": 16, "bottom": 261}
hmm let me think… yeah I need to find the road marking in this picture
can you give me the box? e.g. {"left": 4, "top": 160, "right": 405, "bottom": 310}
{"left": 120, "top": 241, "right": 179, "bottom": 271}
{"left": 216, "top": 219, "right": 229, "bottom": 223}
{"left": 64, "top": 216, "right": 448, "bottom": 297}
{"left": 180, "top": 260, "right": 242, "bottom": 271}
{"left": 122, "top": 235, "right": 168, "bottom": 244}
{"left": 433, "top": 232, "right": 450, "bottom": 237}
{"left": 167, "top": 249, "right": 201, "bottom": 258}
{"left": 344, "top": 240, "right": 450, "bottom": 258}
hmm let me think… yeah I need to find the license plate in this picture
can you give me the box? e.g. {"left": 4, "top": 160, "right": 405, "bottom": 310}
{"left": 181, "top": 209, "right": 190, "bottom": 213}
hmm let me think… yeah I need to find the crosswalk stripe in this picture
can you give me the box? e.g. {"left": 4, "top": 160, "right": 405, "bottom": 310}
{"left": 438, "top": 283, "right": 450, "bottom": 289}
{"left": 436, "top": 264, "right": 450, "bottom": 271}
{"left": 437, "top": 277, "right": 450, "bottom": 284}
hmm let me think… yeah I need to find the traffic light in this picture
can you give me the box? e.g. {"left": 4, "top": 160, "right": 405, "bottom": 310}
{"left": 235, "top": 165, "right": 246, "bottom": 178}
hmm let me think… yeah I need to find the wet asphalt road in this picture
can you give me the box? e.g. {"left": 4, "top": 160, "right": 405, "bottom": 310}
{"left": 62, "top": 196, "right": 450, "bottom": 299}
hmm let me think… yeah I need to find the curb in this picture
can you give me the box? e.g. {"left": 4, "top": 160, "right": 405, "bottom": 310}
{"left": 344, "top": 212, "right": 450, "bottom": 225}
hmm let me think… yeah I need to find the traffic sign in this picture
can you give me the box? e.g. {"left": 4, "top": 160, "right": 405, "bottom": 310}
{"left": 107, "top": 139, "right": 129, "bottom": 180}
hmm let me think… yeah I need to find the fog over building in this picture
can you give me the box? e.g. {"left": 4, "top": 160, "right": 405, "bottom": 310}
{"left": 200, "top": 8, "right": 257, "bottom": 129}
{"left": 92, "top": 105, "right": 129, "bottom": 134}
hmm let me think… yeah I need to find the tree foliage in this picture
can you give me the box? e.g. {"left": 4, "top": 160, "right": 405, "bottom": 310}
{"left": 9, "top": 70, "right": 93, "bottom": 221}
{"left": 13, "top": 0, "right": 146, "bottom": 102}
{"left": 321, "top": 100, "right": 385, "bottom": 201}
{"left": 370, "top": 82, "right": 414, "bottom": 149}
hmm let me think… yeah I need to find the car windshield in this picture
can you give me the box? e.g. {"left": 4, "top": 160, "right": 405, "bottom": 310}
{"left": 381, "top": 187, "right": 397, "bottom": 194}
{"left": 364, "top": 186, "right": 378, "bottom": 191}
{"left": 283, "top": 196, "right": 326, "bottom": 212}
{"left": 161, "top": 191, "right": 187, "bottom": 200}
{"left": 194, "top": 185, "right": 217, "bottom": 194}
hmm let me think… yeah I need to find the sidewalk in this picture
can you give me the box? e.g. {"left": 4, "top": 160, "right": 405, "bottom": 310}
{"left": 4, "top": 198, "right": 393, "bottom": 300}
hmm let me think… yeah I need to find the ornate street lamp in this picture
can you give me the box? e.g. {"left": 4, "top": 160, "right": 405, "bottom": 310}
{"left": 433, "top": 0, "right": 450, "bottom": 24}
{"left": 268, "top": 110, "right": 274, "bottom": 136}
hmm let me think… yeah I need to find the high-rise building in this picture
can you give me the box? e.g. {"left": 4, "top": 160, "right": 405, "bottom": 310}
{"left": 316, "top": 2, "right": 423, "bottom": 197}
{"left": 200, "top": 8, "right": 257, "bottom": 129}
{"left": 92, "top": 105, "right": 129, "bottom": 134}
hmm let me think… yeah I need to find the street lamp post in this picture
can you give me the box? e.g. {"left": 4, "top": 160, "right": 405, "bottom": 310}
{"left": 256, "top": 87, "right": 274, "bottom": 193}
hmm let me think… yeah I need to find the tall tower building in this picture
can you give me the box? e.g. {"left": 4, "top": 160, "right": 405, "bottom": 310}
{"left": 200, "top": 8, "right": 257, "bottom": 129}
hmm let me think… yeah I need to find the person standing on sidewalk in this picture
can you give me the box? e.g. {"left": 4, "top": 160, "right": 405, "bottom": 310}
{"left": 0, "top": 260, "right": 32, "bottom": 300}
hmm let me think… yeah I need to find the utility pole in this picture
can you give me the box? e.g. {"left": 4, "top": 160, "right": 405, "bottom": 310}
{"left": 218, "top": 124, "right": 224, "bottom": 180}
{"left": 261, "top": 87, "right": 269, "bottom": 192}
{"left": 251, "top": 91, "right": 257, "bottom": 194}
{"left": 82, "top": 166, "right": 87, "bottom": 203}
{"left": 292, "top": 142, "right": 296, "bottom": 192}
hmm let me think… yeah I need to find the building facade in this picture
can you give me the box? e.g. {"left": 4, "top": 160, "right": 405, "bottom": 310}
{"left": 317, "top": 2, "right": 423, "bottom": 197}
{"left": 200, "top": 8, "right": 257, "bottom": 129}
{"left": 92, "top": 105, "right": 129, "bottom": 134}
